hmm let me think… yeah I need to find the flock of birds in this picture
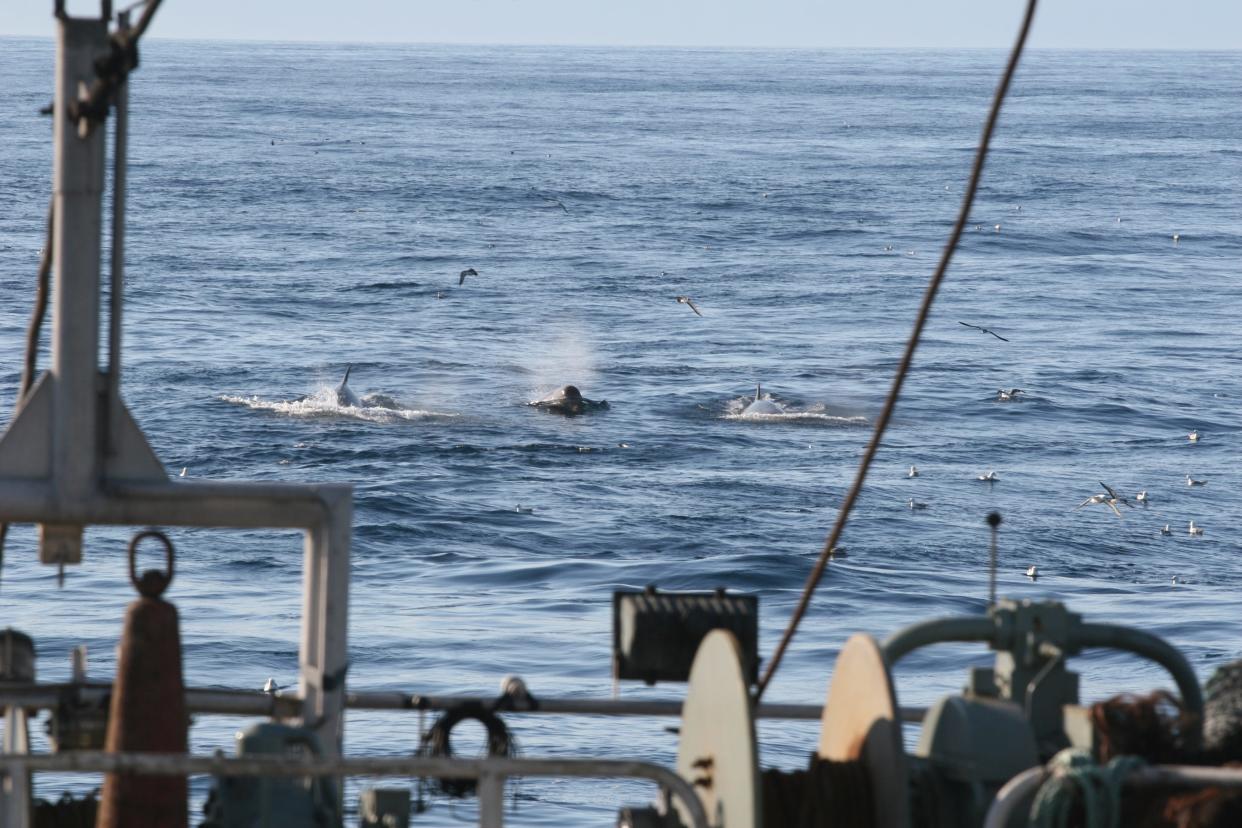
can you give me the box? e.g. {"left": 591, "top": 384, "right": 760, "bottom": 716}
{"left": 904, "top": 426, "right": 1211, "bottom": 582}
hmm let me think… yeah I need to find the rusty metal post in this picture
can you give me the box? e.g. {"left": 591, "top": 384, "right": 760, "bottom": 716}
{"left": 97, "top": 532, "right": 187, "bottom": 828}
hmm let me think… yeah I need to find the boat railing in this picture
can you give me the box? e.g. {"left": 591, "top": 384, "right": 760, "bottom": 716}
{"left": 0, "top": 752, "right": 710, "bottom": 828}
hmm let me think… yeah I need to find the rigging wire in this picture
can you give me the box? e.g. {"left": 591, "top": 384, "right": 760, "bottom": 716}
{"left": 755, "top": 0, "right": 1040, "bottom": 699}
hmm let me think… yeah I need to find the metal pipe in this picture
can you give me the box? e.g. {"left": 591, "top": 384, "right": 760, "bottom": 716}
{"left": 882, "top": 617, "right": 995, "bottom": 665}
{"left": 981, "top": 765, "right": 1045, "bottom": 828}
{"left": 0, "top": 684, "right": 928, "bottom": 723}
{"left": 0, "top": 752, "right": 710, "bottom": 828}
{"left": 983, "top": 764, "right": 1242, "bottom": 828}
{"left": 1075, "top": 623, "right": 1204, "bottom": 715}
{"left": 104, "top": 15, "right": 128, "bottom": 469}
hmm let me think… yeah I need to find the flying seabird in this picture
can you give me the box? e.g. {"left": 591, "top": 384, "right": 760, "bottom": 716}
{"left": 459, "top": 267, "right": 479, "bottom": 285}
{"left": 1073, "top": 482, "right": 1130, "bottom": 518}
{"left": 959, "top": 321, "right": 1010, "bottom": 342}
{"left": 1186, "top": 475, "right": 1207, "bottom": 487}
{"left": 1188, "top": 521, "right": 1204, "bottom": 536}
{"left": 675, "top": 296, "right": 703, "bottom": 317}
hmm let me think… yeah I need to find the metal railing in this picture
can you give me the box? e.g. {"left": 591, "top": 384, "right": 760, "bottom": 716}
{"left": 0, "top": 751, "right": 709, "bottom": 828}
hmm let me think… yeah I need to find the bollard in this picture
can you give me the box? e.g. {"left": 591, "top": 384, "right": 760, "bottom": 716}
{"left": 97, "top": 530, "right": 188, "bottom": 828}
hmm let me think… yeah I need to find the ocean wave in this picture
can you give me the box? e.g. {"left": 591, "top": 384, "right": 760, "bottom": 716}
{"left": 219, "top": 390, "right": 458, "bottom": 423}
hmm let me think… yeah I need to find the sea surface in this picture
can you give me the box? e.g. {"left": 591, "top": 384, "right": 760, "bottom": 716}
{"left": 1, "top": 39, "right": 1241, "bottom": 824}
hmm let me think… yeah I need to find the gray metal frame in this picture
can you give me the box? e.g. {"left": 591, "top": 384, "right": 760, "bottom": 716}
{"left": 0, "top": 10, "right": 351, "bottom": 772}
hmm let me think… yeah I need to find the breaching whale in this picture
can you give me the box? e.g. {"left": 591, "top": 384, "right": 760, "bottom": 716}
{"left": 335, "top": 366, "right": 362, "bottom": 407}
{"left": 741, "top": 384, "right": 781, "bottom": 416}
{"left": 528, "top": 385, "right": 609, "bottom": 416}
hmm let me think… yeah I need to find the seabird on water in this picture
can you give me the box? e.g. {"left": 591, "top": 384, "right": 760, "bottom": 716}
{"left": 1173, "top": 233, "right": 1181, "bottom": 245}
{"left": 675, "top": 296, "right": 703, "bottom": 317}
{"left": 1186, "top": 475, "right": 1207, "bottom": 487}
{"left": 1188, "top": 429, "right": 1200, "bottom": 443}
{"left": 908, "top": 465, "right": 919, "bottom": 478}
{"left": 459, "top": 267, "right": 479, "bottom": 285}
{"left": 907, "top": 498, "right": 929, "bottom": 511}
{"left": 1160, "top": 524, "right": 1172, "bottom": 536}
{"left": 959, "top": 321, "right": 1010, "bottom": 342}
{"left": 1026, "top": 565, "right": 1037, "bottom": 579}
{"left": 1188, "top": 520, "right": 1204, "bottom": 536}
{"left": 977, "top": 470, "right": 1000, "bottom": 482}
{"left": 1135, "top": 490, "right": 1148, "bottom": 506}
{"left": 997, "top": 388, "right": 1024, "bottom": 401}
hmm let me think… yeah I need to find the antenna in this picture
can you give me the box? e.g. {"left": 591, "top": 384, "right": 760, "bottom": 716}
{"left": 987, "top": 511, "right": 1002, "bottom": 608}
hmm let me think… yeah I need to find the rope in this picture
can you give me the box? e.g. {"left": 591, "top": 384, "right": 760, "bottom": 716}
{"left": 417, "top": 701, "right": 515, "bottom": 797}
{"left": 1028, "top": 749, "right": 1146, "bottom": 828}
{"left": 761, "top": 756, "right": 874, "bottom": 827}
{"left": 755, "top": 0, "right": 1040, "bottom": 699}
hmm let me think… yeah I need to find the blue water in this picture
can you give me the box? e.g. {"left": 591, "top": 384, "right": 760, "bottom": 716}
{"left": 2, "top": 39, "right": 1241, "bottom": 823}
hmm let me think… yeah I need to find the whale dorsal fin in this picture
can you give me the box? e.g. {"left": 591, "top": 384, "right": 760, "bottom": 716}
{"left": 340, "top": 365, "right": 352, "bottom": 388}
{"left": 755, "top": 383, "right": 762, "bottom": 401}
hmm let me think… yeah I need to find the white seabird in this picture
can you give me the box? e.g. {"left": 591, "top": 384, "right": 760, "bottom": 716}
{"left": 1172, "top": 233, "right": 1180, "bottom": 245}
{"left": 1188, "top": 429, "right": 1200, "bottom": 443}
{"left": 1188, "top": 520, "right": 1204, "bottom": 536}
{"left": 1026, "top": 565, "right": 1037, "bottom": 579}
{"left": 1135, "top": 490, "right": 1148, "bottom": 506}
{"left": 1186, "top": 475, "right": 1207, "bottom": 487}
{"left": 996, "top": 388, "right": 1023, "bottom": 401}
{"left": 1073, "top": 482, "right": 1130, "bottom": 518}
{"left": 908, "top": 465, "right": 919, "bottom": 478}
{"left": 908, "top": 498, "right": 929, "bottom": 511}
{"left": 977, "top": 470, "right": 1000, "bottom": 482}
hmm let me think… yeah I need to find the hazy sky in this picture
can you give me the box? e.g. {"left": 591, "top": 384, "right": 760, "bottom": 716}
{"left": 6, "top": 0, "right": 1242, "bottom": 49}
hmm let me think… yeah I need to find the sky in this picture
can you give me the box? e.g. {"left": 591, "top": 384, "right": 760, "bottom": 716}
{"left": 4, "top": 0, "right": 1241, "bottom": 49}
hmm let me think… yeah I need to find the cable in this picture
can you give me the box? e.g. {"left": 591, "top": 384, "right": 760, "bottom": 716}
{"left": 756, "top": 0, "right": 1040, "bottom": 699}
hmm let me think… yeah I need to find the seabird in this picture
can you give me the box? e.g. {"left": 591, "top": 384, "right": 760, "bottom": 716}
{"left": 1173, "top": 233, "right": 1180, "bottom": 245}
{"left": 1026, "top": 565, "right": 1038, "bottom": 579}
{"left": 1186, "top": 475, "right": 1207, "bottom": 487}
{"left": 179, "top": 467, "right": 187, "bottom": 478}
{"left": 1135, "top": 490, "right": 1148, "bottom": 506}
{"left": 1160, "top": 524, "right": 1172, "bottom": 535}
{"left": 1188, "top": 429, "right": 1200, "bottom": 443}
{"left": 959, "top": 321, "right": 1010, "bottom": 342}
{"left": 1171, "top": 575, "right": 1179, "bottom": 585}
{"left": 996, "top": 388, "right": 1023, "bottom": 401}
{"left": 828, "top": 546, "right": 847, "bottom": 558}
{"left": 908, "top": 465, "right": 919, "bottom": 478}
{"left": 907, "top": 498, "right": 929, "bottom": 511}
{"left": 262, "top": 678, "right": 287, "bottom": 694}
{"left": 1188, "top": 521, "right": 1204, "bottom": 536}
{"left": 459, "top": 267, "right": 479, "bottom": 285}
{"left": 977, "top": 470, "right": 1000, "bottom": 482}
{"left": 675, "top": 296, "right": 703, "bottom": 317}
{"left": 994, "top": 224, "right": 1002, "bottom": 232}
{"left": 1073, "top": 482, "right": 1130, "bottom": 518}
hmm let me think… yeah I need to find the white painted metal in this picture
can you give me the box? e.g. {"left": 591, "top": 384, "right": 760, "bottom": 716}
{"left": 676, "top": 629, "right": 759, "bottom": 828}
{"left": 477, "top": 771, "right": 506, "bottom": 828}
{"left": 1, "top": 706, "right": 33, "bottom": 826}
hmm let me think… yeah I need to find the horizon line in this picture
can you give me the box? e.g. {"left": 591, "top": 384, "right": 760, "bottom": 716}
{"left": 2, "top": 33, "right": 1241, "bottom": 52}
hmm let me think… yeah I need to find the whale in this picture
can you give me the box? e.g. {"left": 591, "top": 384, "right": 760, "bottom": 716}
{"left": 528, "top": 385, "right": 609, "bottom": 416}
{"left": 335, "top": 366, "right": 362, "bottom": 407}
{"left": 741, "top": 384, "right": 781, "bottom": 416}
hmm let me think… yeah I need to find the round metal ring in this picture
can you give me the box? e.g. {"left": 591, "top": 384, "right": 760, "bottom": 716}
{"left": 128, "top": 529, "right": 174, "bottom": 598}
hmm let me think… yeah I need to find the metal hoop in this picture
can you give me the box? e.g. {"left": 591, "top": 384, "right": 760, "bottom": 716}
{"left": 128, "top": 529, "right": 174, "bottom": 598}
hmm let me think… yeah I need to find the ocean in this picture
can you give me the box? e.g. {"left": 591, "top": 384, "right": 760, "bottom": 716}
{"left": 1, "top": 39, "right": 1240, "bottom": 824}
